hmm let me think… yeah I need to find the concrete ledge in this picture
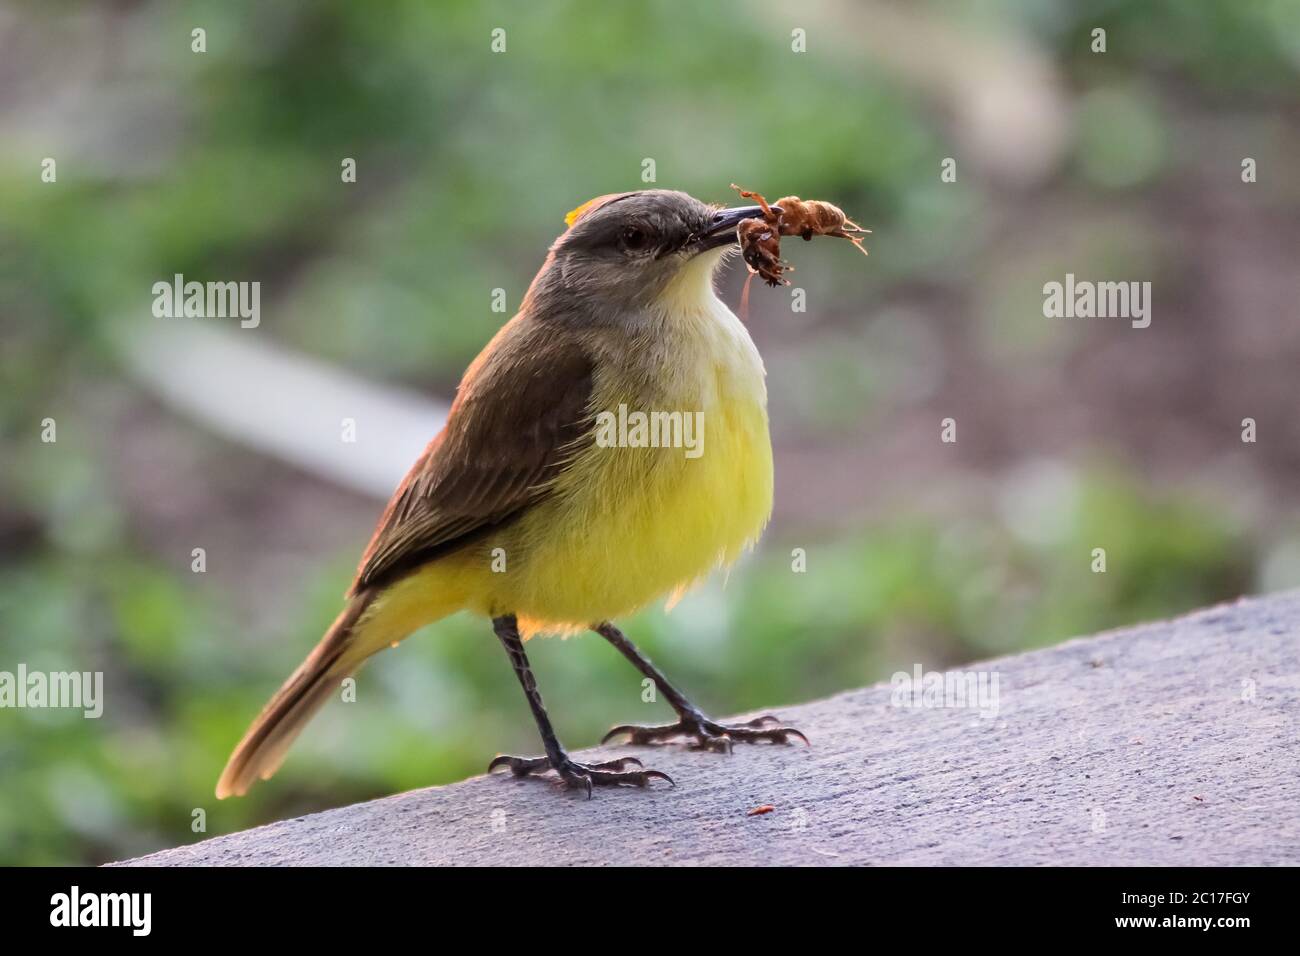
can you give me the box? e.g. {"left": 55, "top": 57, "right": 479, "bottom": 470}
{"left": 118, "top": 591, "right": 1300, "bottom": 866}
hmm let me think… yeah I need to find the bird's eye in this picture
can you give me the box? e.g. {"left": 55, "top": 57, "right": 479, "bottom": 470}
{"left": 620, "top": 226, "right": 649, "bottom": 251}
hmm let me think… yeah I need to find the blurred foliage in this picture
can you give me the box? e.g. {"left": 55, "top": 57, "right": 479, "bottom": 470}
{"left": 0, "top": 0, "right": 1296, "bottom": 864}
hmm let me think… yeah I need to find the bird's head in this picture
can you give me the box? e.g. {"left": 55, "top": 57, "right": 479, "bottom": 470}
{"left": 525, "top": 189, "right": 773, "bottom": 318}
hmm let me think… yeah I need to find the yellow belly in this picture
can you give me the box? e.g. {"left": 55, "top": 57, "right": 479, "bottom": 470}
{"left": 501, "top": 393, "right": 771, "bottom": 632}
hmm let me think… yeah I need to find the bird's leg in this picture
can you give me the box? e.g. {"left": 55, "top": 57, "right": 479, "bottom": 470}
{"left": 486, "top": 614, "right": 673, "bottom": 795}
{"left": 594, "top": 622, "right": 808, "bottom": 753}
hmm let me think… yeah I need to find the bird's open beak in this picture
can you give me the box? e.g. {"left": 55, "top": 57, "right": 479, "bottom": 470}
{"left": 692, "top": 205, "right": 781, "bottom": 252}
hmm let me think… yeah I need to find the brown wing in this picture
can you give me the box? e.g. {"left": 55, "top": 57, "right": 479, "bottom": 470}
{"left": 350, "top": 321, "right": 595, "bottom": 594}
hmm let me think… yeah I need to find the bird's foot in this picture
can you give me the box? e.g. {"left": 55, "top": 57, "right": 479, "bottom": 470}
{"left": 487, "top": 753, "right": 674, "bottom": 797}
{"left": 601, "top": 711, "right": 809, "bottom": 754}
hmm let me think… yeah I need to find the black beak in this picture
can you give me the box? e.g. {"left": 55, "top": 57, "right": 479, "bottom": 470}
{"left": 693, "top": 204, "right": 780, "bottom": 251}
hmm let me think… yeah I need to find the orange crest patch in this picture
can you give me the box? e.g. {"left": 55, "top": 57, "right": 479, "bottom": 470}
{"left": 564, "top": 193, "right": 624, "bottom": 229}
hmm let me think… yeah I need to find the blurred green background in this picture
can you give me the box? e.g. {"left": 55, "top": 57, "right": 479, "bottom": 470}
{"left": 2, "top": 0, "right": 1299, "bottom": 864}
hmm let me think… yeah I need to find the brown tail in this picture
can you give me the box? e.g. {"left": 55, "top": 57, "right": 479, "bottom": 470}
{"left": 216, "top": 589, "right": 376, "bottom": 799}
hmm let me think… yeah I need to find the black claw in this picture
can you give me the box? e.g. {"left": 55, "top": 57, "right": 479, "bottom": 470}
{"left": 601, "top": 724, "right": 636, "bottom": 744}
{"left": 488, "top": 754, "right": 545, "bottom": 776}
{"left": 572, "top": 774, "right": 593, "bottom": 799}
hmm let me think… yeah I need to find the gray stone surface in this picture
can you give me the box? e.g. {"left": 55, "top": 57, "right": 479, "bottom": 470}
{"left": 118, "top": 592, "right": 1300, "bottom": 866}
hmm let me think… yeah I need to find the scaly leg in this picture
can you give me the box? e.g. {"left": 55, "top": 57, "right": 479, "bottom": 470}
{"left": 594, "top": 621, "right": 809, "bottom": 753}
{"left": 487, "top": 614, "right": 673, "bottom": 796}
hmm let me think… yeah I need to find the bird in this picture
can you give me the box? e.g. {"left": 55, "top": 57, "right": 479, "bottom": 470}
{"left": 216, "top": 189, "right": 807, "bottom": 800}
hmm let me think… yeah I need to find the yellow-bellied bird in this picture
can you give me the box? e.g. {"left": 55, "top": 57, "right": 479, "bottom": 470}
{"left": 217, "top": 190, "right": 806, "bottom": 800}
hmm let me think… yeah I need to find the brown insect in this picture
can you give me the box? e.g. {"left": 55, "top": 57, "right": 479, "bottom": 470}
{"left": 730, "top": 183, "right": 870, "bottom": 286}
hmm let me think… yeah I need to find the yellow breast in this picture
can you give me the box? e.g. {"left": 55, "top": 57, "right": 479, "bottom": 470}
{"left": 488, "top": 256, "right": 773, "bottom": 634}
